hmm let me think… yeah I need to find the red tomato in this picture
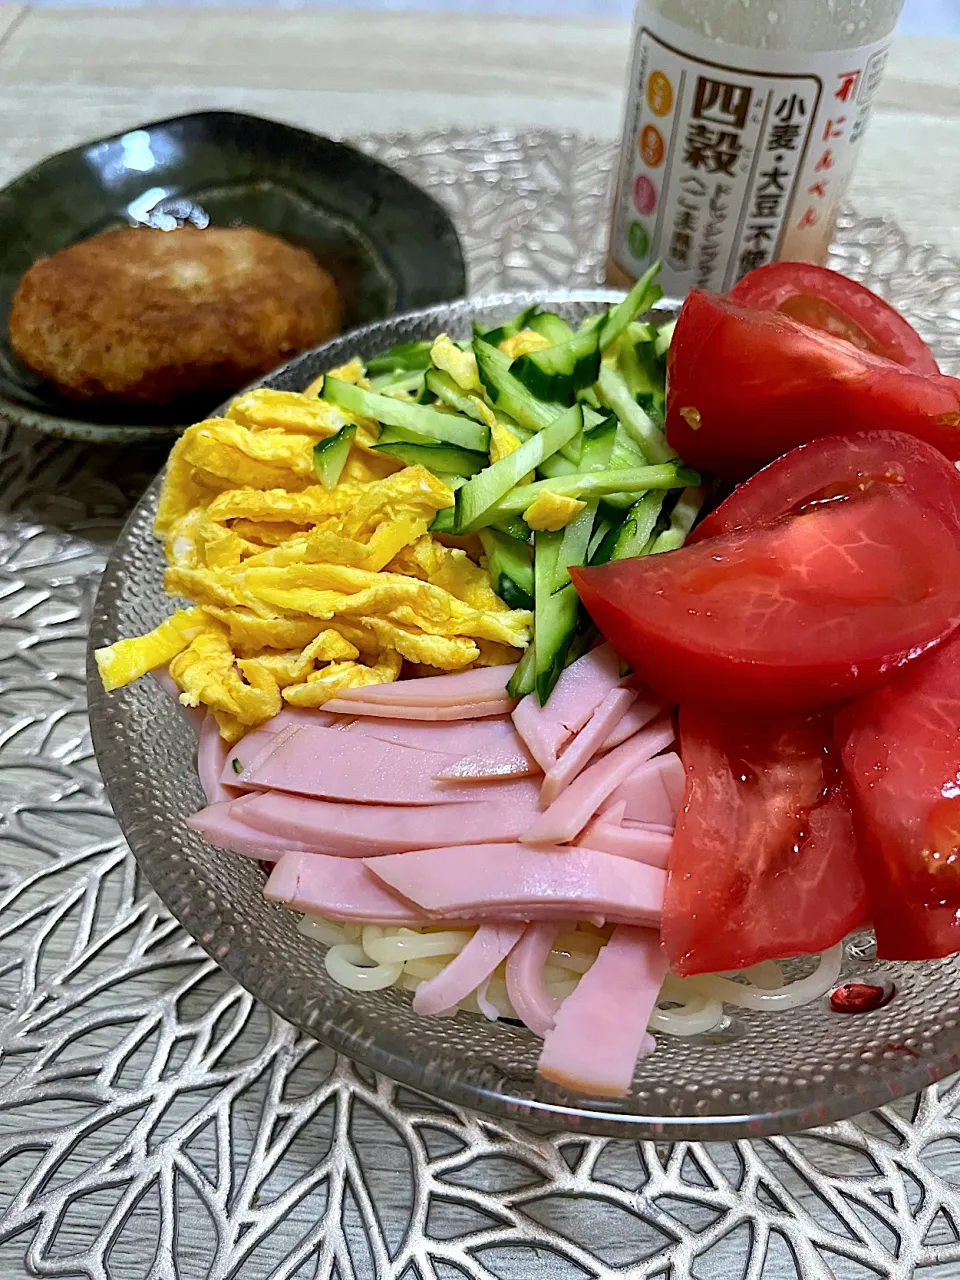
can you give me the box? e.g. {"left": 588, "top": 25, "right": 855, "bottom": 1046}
{"left": 665, "top": 290, "right": 960, "bottom": 481}
{"left": 840, "top": 629, "right": 960, "bottom": 961}
{"left": 692, "top": 430, "right": 960, "bottom": 544}
{"left": 571, "top": 472, "right": 960, "bottom": 713}
{"left": 729, "top": 262, "right": 940, "bottom": 375}
{"left": 663, "top": 706, "right": 866, "bottom": 975}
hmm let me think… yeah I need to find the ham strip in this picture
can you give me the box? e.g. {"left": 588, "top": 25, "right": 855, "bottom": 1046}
{"left": 197, "top": 714, "right": 240, "bottom": 806}
{"left": 328, "top": 665, "right": 516, "bottom": 707}
{"left": 237, "top": 783, "right": 542, "bottom": 856}
{"left": 412, "top": 924, "right": 524, "bottom": 1016}
{"left": 522, "top": 716, "right": 675, "bottom": 845}
{"left": 227, "top": 725, "right": 500, "bottom": 806}
{"left": 541, "top": 688, "right": 639, "bottom": 806}
{"left": 580, "top": 803, "right": 673, "bottom": 867}
{"left": 511, "top": 644, "right": 625, "bottom": 771}
{"left": 505, "top": 923, "right": 561, "bottom": 1035}
{"left": 608, "top": 753, "right": 685, "bottom": 828}
{"left": 434, "top": 740, "right": 538, "bottom": 780}
{"left": 365, "top": 844, "right": 665, "bottom": 926}
{"left": 599, "top": 691, "right": 665, "bottom": 751}
{"left": 537, "top": 926, "right": 666, "bottom": 1097}
{"left": 265, "top": 851, "right": 429, "bottom": 923}
{"left": 323, "top": 698, "right": 514, "bottom": 720}
{"left": 187, "top": 796, "right": 310, "bottom": 860}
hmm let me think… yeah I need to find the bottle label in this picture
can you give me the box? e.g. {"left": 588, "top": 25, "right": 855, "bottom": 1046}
{"left": 609, "top": 8, "right": 893, "bottom": 295}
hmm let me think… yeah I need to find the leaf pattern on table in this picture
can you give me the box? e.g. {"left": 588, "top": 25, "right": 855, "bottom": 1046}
{"left": 1, "top": 130, "right": 960, "bottom": 1279}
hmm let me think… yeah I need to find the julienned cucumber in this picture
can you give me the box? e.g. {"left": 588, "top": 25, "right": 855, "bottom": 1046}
{"left": 474, "top": 304, "right": 540, "bottom": 348}
{"left": 312, "top": 425, "right": 356, "bottom": 488}
{"left": 506, "top": 642, "right": 536, "bottom": 699}
{"left": 373, "top": 440, "right": 488, "bottom": 477}
{"left": 597, "top": 365, "right": 674, "bottom": 464}
{"left": 365, "top": 340, "right": 434, "bottom": 375}
{"left": 510, "top": 324, "right": 602, "bottom": 404}
{"left": 473, "top": 340, "right": 561, "bottom": 432}
{"left": 533, "top": 506, "right": 595, "bottom": 705}
{"left": 486, "top": 463, "right": 695, "bottom": 522}
{"left": 598, "top": 260, "right": 663, "bottom": 351}
{"left": 609, "top": 491, "right": 665, "bottom": 561}
{"left": 321, "top": 377, "right": 489, "bottom": 453}
{"left": 454, "top": 404, "right": 584, "bottom": 533}
{"left": 528, "top": 311, "right": 575, "bottom": 345}
{"left": 479, "top": 529, "right": 534, "bottom": 609}
{"left": 424, "top": 369, "right": 491, "bottom": 423}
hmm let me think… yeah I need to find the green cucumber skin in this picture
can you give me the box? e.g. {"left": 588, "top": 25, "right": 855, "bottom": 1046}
{"left": 312, "top": 425, "right": 356, "bottom": 488}
{"left": 322, "top": 377, "right": 489, "bottom": 453}
{"left": 373, "top": 441, "right": 488, "bottom": 477}
{"left": 366, "top": 340, "right": 434, "bottom": 375}
{"left": 506, "top": 643, "right": 537, "bottom": 699}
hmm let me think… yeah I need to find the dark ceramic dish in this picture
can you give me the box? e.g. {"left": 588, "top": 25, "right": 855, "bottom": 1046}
{"left": 0, "top": 110, "right": 465, "bottom": 444}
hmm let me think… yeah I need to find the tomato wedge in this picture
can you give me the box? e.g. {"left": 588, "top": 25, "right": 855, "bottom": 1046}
{"left": 665, "top": 290, "right": 960, "bottom": 481}
{"left": 729, "top": 262, "right": 940, "bottom": 375}
{"left": 571, "top": 469, "right": 960, "bottom": 713}
{"left": 839, "top": 629, "right": 960, "bottom": 961}
{"left": 663, "top": 706, "right": 866, "bottom": 976}
{"left": 693, "top": 430, "right": 960, "bottom": 544}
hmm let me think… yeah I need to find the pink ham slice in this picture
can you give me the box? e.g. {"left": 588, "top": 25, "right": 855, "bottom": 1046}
{"left": 187, "top": 796, "right": 311, "bottom": 860}
{"left": 599, "top": 690, "right": 666, "bottom": 751}
{"left": 236, "top": 782, "right": 543, "bottom": 856}
{"left": 540, "top": 687, "right": 639, "bottom": 806}
{"left": 610, "top": 752, "right": 685, "bottom": 827}
{"left": 511, "top": 643, "right": 623, "bottom": 771}
{"left": 344, "top": 715, "right": 536, "bottom": 778}
{"left": 537, "top": 926, "right": 666, "bottom": 1097}
{"left": 198, "top": 714, "right": 241, "bottom": 806}
{"left": 225, "top": 725, "right": 495, "bottom": 806}
{"left": 505, "top": 923, "right": 561, "bottom": 1035}
{"left": 522, "top": 715, "right": 675, "bottom": 846}
{"left": 412, "top": 924, "right": 525, "bottom": 1016}
{"left": 364, "top": 844, "right": 665, "bottom": 926}
{"left": 580, "top": 803, "right": 673, "bottom": 868}
{"left": 327, "top": 665, "right": 516, "bottom": 707}
{"left": 323, "top": 698, "right": 514, "bottom": 720}
{"left": 265, "top": 850, "right": 429, "bottom": 923}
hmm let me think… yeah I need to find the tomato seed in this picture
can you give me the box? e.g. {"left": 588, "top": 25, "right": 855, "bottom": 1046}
{"left": 829, "top": 980, "right": 895, "bottom": 1014}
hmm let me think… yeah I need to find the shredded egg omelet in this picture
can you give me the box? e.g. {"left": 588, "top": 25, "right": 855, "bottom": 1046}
{"left": 96, "top": 381, "right": 533, "bottom": 741}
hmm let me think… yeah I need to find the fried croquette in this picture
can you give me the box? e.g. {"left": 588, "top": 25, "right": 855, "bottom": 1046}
{"left": 9, "top": 226, "right": 343, "bottom": 405}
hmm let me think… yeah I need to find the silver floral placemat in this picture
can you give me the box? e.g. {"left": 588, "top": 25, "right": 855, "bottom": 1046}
{"left": 3, "top": 128, "right": 960, "bottom": 1280}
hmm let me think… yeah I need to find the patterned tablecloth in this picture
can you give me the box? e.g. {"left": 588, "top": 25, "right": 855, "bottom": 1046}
{"left": 3, "top": 129, "right": 960, "bottom": 1280}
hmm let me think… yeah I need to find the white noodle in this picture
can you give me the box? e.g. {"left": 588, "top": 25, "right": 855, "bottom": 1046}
{"left": 298, "top": 912, "right": 843, "bottom": 1039}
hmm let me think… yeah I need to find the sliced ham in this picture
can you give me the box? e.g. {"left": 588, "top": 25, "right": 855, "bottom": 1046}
{"left": 540, "top": 688, "right": 639, "bottom": 806}
{"left": 365, "top": 844, "right": 665, "bottom": 926}
{"left": 344, "top": 714, "right": 535, "bottom": 777}
{"left": 599, "top": 691, "right": 666, "bottom": 751}
{"left": 265, "top": 850, "right": 429, "bottom": 923}
{"left": 328, "top": 665, "right": 516, "bottom": 707}
{"left": 237, "top": 783, "right": 543, "bottom": 856}
{"left": 505, "top": 923, "right": 560, "bottom": 1035}
{"left": 537, "top": 926, "right": 666, "bottom": 1097}
{"left": 324, "top": 697, "right": 514, "bottom": 720}
{"left": 198, "top": 714, "right": 241, "bottom": 806}
{"left": 512, "top": 644, "right": 625, "bottom": 771}
{"left": 521, "top": 715, "right": 675, "bottom": 846}
{"left": 187, "top": 796, "right": 310, "bottom": 860}
{"left": 580, "top": 803, "right": 673, "bottom": 868}
{"left": 608, "top": 753, "right": 685, "bottom": 829}
{"left": 227, "top": 725, "right": 500, "bottom": 806}
{"left": 412, "top": 924, "right": 524, "bottom": 1016}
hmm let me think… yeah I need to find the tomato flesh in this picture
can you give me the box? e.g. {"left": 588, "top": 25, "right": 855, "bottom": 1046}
{"left": 571, "top": 470, "right": 960, "bottom": 713}
{"left": 729, "top": 262, "right": 940, "bottom": 374}
{"left": 665, "top": 290, "right": 960, "bottom": 481}
{"left": 663, "top": 706, "right": 866, "bottom": 975}
{"left": 840, "top": 629, "right": 960, "bottom": 960}
{"left": 692, "top": 430, "right": 960, "bottom": 544}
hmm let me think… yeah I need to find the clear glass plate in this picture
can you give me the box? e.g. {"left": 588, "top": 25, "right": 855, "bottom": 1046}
{"left": 87, "top": 289, "right": 960, "bottom": 1139}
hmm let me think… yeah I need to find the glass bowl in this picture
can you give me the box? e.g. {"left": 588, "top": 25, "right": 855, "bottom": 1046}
{"left": 87, "top": 290, "right": 960, "bottom": 1138}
